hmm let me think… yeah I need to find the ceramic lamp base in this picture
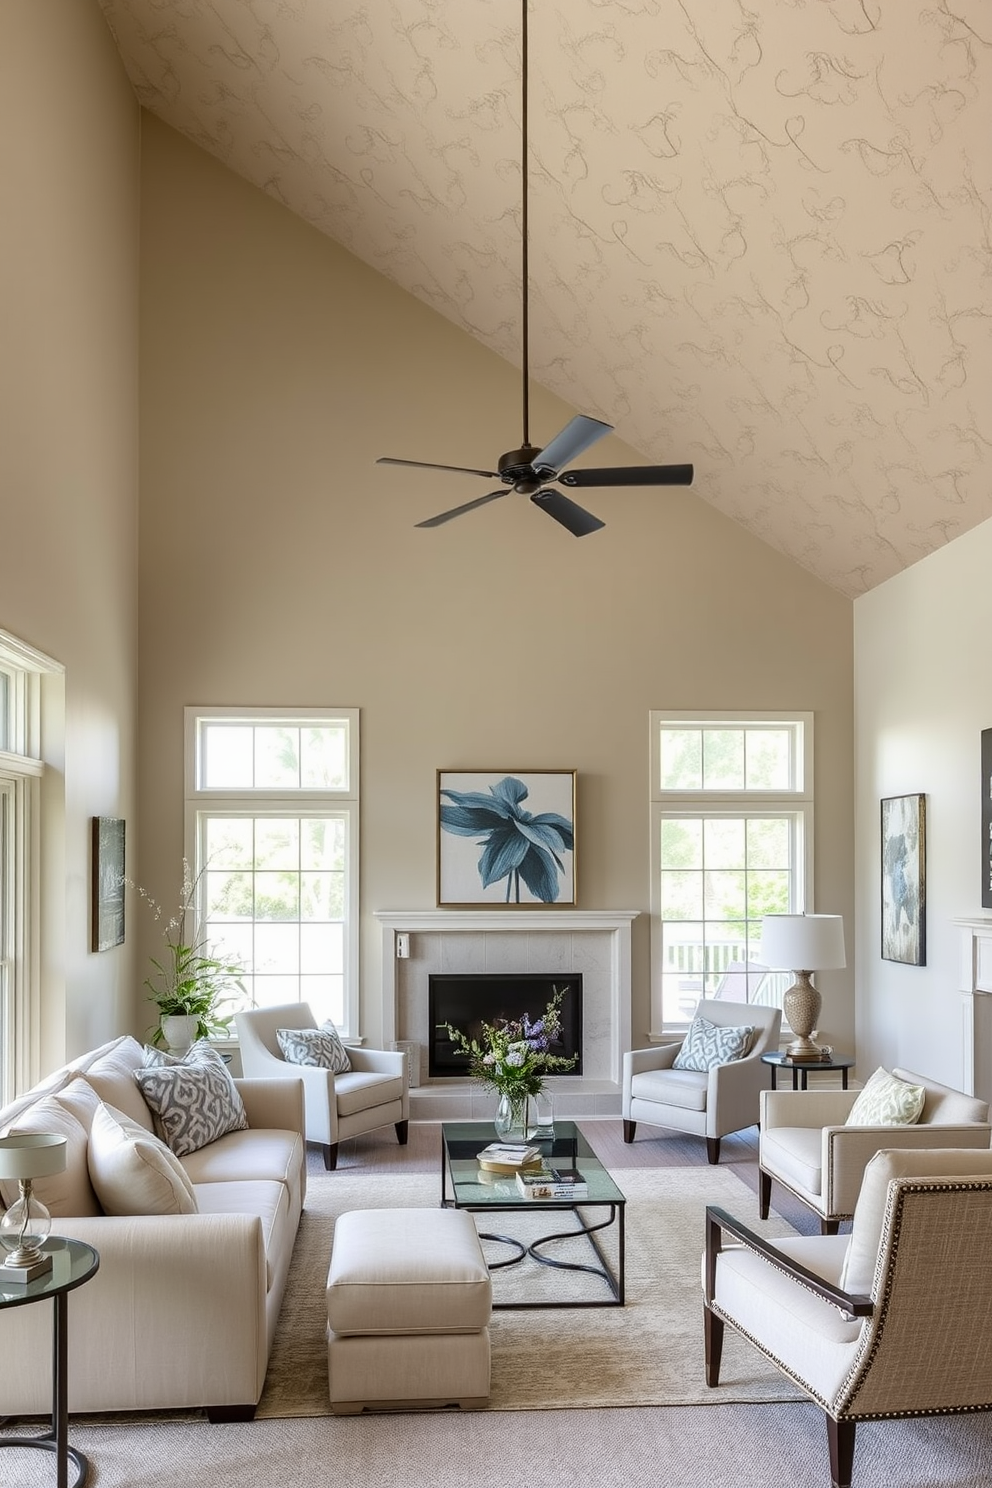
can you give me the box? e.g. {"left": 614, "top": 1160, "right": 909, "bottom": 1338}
{"left": 783, "top": 972, "right": 822, "bottom": 1061}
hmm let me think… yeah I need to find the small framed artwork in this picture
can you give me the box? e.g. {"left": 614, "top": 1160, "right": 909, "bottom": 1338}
{"left": 91, "top": 816, "right": 126, "bottom": 952}
{"left": 880, "top": 794, "right": 926, "bottom": 966}
{"left": 982, "top": 729, "right": 992, "bottom": 909}
{"left": 437, "top": 770, "right": 576, "bottom": 907}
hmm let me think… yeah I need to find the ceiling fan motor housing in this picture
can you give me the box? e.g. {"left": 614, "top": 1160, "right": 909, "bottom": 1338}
{"left": 497, "top": 445, "right": 555, "bottom": 494}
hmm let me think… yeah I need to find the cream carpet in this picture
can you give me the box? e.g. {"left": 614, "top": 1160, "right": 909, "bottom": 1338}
{"left": 257, "top": 1165, "right": 803, "bottom": 1417}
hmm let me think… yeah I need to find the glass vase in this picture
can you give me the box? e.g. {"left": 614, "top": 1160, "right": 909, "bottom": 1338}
{"left": 493, "top": 1090, "right": 539, "bottom": 1141}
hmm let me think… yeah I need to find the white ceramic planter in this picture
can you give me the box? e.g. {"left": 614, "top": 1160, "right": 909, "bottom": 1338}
{"left": 160, "top": 1014, "right": 198, "bottom": 1054}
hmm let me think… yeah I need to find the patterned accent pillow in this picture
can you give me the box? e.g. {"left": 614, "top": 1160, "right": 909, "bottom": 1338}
{"left": 276, "top": 1022, "right": 351, "bottom": 1074}
{"left": 133, "top": 1061, "right": 249, "bottom": 1158}
{"left": 88, "top": 1102, "right": 198, "bottom": 1216}
{"left": 143, "top": 1039, "right": 226, "bottom": 1070}
{"left": 673, "top": 1016, "right": 755, "bottom": 1072}
{"left": 845, "top": 1066, "right": 925, "bottom": 1127}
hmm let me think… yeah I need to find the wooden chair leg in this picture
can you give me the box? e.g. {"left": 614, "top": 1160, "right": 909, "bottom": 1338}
{"left": 820, "top": 1218, "right": 840, "bottom": 1236}
{"left": 395, "top": 1119, "right": 409, "bottom": 1146}
{"left": 826, "top": 1415, "right": 856, "bottom": 1488}
{"left": 622, "top": 1119, "right": 636, "bottom": 1144}
{"left": 704, "top": 1305, "right": 725, "bottom": 1386}
{"left": 323, "top": 1143, "right": 339, "bottom": 1171}
{"left": 706, "top": 1136, "right": 721, "bottom": 1165}
{"left": 759, "top": 1167, "right": 772, "bottom": 1220}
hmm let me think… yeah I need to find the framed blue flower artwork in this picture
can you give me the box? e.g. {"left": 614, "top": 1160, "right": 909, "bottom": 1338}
{"left": 437, "top": 770, "right": 576, "bottom": 907}
{"left": 880, "top": 793, "right": 926, "bottom": 966}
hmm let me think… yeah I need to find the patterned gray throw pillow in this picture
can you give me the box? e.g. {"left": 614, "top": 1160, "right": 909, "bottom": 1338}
{"left": 133, "top": 1062, "right": 249, "bottom": 1158}
{"left": 142, "top": 1039, "right": 225, "bottom": 1070}
{"left": 276, "top": 1022, "right": 351, "bottom": 1074}
{"left": 673, "top": 1016, "right": 755, "bottom": 1072}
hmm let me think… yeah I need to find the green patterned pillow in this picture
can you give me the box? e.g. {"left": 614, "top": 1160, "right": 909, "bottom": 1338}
{"left": 845, "top": 1066, "right": 925, "bottom": 1126}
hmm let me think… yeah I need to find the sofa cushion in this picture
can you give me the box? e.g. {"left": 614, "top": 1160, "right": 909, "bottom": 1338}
{"left": 673, "top": 1016, "right": 754, "bottom": 1072}
{"left": 180, "top": 1127, "right": 303, "bottom": 1190}
{"left": 760, "top": 1126, "right": 824, "bottom": 1196}
{"left": 81, "top": 1036, "right": 156, "bottom": 1131}
{"left": 276, "top": 1022, "right": 351, "bottom": 1074}
{"left": 333, "top": 1070, "right": 405, "bottom": 1118}
{"left": 845, "top": 1067, "right": 925, "bottom": 1128}
{"left": 88, "top": 1102, "right": 198, "bottom": 1216}
{"left": 841, "top": 1147, "right": 992, "bottom": 1296}
{"left": 630, "top": 1067, "right": 709, "bottom": 1112}
{"left": 0, "top": 1091, "right": 101, "bottom": 1216}
{"left": 133, "top": 1061, "right": 249, "bottom": 1158}
{"left": 194, "top": 1178, "right": 291, "bottom": 1291}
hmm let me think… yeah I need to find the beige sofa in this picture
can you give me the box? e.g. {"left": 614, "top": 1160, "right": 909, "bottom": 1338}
{"left": 0, "top": 1034, "right": 305, "bottom": 1420}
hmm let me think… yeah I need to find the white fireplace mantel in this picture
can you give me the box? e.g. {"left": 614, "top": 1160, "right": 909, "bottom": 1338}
{"left": 374, "top": 909, "right": 639, "bottom": 1099}
{"left": 955, "top": 917, "right": 992, "bottom": 1101}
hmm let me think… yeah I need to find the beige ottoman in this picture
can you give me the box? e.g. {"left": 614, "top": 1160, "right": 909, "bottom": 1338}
{"left": 326, "top": 1207, "right": 492, "bottom": 1413}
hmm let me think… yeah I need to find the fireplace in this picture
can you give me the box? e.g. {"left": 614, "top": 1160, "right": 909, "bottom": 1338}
{"left": 429, "top": 973, "right": 583, "bottom": 1079}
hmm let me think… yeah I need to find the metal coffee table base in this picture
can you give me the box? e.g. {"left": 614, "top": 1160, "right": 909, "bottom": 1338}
{"left": 476, "top": 1202, "right": 625, "bottom": 1308}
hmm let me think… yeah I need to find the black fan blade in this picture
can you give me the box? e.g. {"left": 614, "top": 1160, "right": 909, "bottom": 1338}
{"left": 530, "top": 488, "right": 604, "bottom": 537}
{"left": 533, "top": 415, "right": 613, "bottom": 475}
{"left": 378, "top": 456, "right": 501, "bottom": 480}
{"left": 559, "top": 463, "right": 693, "bottom": 488}
{"left": 415, "top": 490, "right": 508, "bottom": 529}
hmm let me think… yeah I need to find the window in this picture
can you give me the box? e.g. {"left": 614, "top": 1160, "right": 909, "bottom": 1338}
{"left": 0, "top": 631, "right": 59, "bottom": 1103}
{"left": 185, "top": 708, "right": 359, "bottom": 1037}
{"left": 649, "top": 712, "right": 813, "bottom": 1035}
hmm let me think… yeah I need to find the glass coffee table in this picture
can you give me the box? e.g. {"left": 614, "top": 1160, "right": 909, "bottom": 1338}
{"left": 440, "top": 1121, "right": 625, "bottom": 1307}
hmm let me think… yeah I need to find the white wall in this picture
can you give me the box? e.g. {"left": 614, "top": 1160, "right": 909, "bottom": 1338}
{"left": 855, "top": 515, "right": 992, "bottom": 1092}
{"left": 0, "top": 1, "right": 140, "bottom": 1069}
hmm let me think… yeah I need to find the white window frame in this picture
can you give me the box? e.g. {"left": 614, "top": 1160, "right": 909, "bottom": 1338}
{"left": 0, "top": 631, "right": 59, "bottom": 1101}
{"left": 184, "top": 706, "right": 360, "bottom": 1039}
{"left": 649, "top": 710, "right": 814, "bottom": 1039}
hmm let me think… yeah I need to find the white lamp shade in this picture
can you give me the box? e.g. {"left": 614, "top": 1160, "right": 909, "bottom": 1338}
{"left": 0, "top": 1133, "right": 67, "bottom": 1181}
{"left": 759, "top": 914, "right": 846, "bottom": 972}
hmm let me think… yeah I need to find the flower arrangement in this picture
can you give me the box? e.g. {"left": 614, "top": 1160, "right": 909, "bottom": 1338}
{"left": 444, "top": 986, "right": 577, "bottom": 1100}
{"left": 132, "top": 860, "right": 245, "bottom": 1046}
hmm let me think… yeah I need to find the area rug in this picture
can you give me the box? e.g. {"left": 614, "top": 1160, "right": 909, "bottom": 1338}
{"left": 256, "top": 1165, "right": 804, "bottom": 1416}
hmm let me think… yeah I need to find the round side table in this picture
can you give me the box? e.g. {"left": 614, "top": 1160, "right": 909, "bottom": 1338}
{"left": 761, "top": 1051, "right": 855, "bottom": 1091}
{"left": 0, "top": 1237, "right": 100, "bottom": 1488}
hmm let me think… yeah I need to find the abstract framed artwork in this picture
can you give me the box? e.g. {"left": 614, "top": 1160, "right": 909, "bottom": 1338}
{"left": 437, "top": 770, "right": 576, "bottom": 907}
{"left": 91, "top": 816, "right": 126, "bottom": 952}
{"left": 880, "top": 793, "right": 926, "bottom": 966}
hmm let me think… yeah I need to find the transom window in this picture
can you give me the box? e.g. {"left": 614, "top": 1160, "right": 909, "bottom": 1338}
{"left": 650, "top": 713, "right": 812, "bottom": 1034}
{"left": 186, "top": 709, "right": 359, "bottom": 1038}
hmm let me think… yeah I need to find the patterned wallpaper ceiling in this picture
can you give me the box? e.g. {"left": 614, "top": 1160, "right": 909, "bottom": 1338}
{"left": 98, "top": 0, "right": 991, "bottom": 596}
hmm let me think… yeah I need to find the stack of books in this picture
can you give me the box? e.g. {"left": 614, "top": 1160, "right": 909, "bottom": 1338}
{"left": 476, "top": 1142, "right": 543, "bottom": 1175}
{"left": 515, "top": 1166, "right": 589, "bottom": 1199}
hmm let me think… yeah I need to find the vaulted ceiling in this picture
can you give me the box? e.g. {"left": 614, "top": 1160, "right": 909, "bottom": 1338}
{"left": 98, "top": 0, "right": 991, "bottom": 596}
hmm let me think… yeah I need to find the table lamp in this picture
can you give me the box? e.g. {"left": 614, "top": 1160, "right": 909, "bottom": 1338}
{"left": 759, "top": 914, "right": 846, "bottom": 1061}
{"left": 0, "top": 1133, "right": 67, "bottom": 1283}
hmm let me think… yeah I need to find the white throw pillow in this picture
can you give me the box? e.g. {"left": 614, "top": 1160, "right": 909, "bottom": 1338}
{"left": 88, "top": 1102, "right": 198, "bottom": 1216}
{"left": 673, "top": 1016, "right": 754, "bottom": 1072}
{"left": 0, "top": 1091, "right": 101, "bottom": 1217}
{"left": 276, "top": 1021, "right": 351, "bottom": 1074}
{"left": 845, "top": 1067, "right": 925, "bottom": 1127}
{"left": 133, "top": 1061, "right": 249, "bottom": 1158}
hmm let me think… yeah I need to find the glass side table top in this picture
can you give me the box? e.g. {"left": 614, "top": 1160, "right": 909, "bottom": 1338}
{"left": 0, "top": 1236, "right": 99, "bottom": 1308}
{"left": 442, "top": 1120, "right": 625, "bottom": 1208}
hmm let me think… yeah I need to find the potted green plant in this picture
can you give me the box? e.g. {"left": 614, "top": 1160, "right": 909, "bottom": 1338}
{"left": 136, "top": 861, "right": 245, "bottom": 1051}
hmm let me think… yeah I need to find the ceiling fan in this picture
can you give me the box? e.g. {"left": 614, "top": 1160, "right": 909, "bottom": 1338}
{"left": 376, "top": 1, "right": 693, "bottom": 538}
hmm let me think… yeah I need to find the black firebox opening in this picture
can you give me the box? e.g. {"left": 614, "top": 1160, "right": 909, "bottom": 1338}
{"left": 429, "top": 973, "right": 582, "bottom": 1079}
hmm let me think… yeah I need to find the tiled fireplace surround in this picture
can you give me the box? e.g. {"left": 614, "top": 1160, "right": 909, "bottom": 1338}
{"left": 375, "top": 910, "right": 639, "bottom": 1121}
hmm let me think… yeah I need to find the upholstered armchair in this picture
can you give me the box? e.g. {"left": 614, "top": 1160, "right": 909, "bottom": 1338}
{"left": 705, "top": 1146, "right": 992, "bottom": 1488}
{"left": 759, "top": 1067, "right": 990, "bottom": 1232}
{"left": 235, "top": 1003, "right": 409, "bottom": 1170}
{"left": 622, "top": 998, "right": 782, "bottom": 1164}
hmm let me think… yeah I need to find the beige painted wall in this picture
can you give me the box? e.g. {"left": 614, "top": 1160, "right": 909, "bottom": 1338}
{"left": 855, "top": 516, "right": 992, "bottom": 1093}
{"left": 138, "top": 116, "right": 855, "bottom": 1055}
{"left": 0, "top": 2, "right": 140, "bottom": 1072}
